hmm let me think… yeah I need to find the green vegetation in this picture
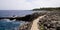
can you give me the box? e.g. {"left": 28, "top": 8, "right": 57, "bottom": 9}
{"left": 39, "top": 25, "right": 45, "bottom": 30}
{"left": 33, "top": 7, "right": 60, "bottom": 11}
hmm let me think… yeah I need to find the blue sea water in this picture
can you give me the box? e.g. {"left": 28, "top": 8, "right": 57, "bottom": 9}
{"left": 0, "top": 10, "right": 34, "bottom": 30}
{"left": 0, "top": 10, "right": 34, "bottom": 17}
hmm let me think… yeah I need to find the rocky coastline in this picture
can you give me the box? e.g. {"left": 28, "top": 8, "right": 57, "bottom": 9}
{"left": 19, "top": 11, "right": 47, "bottom": 30}
{"left": 38, "top": 11, "right": 60, "bottom": 30}
{"left": 1, "top": 11, "right": 59, "bottom": 30}
{"left": 19, "top": 11, "right": 60, "bottom": 30}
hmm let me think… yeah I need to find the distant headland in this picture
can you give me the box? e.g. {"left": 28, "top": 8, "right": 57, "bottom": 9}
{"left": 33, "top": 7, "right": 60, "bottom": 11}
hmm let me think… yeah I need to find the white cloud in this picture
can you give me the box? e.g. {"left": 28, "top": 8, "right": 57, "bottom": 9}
{"left": 31, "top": 0, "right": 60, "bottom": 7}
{"left": 0, "top": 0, "right": 60, "bottom": 10}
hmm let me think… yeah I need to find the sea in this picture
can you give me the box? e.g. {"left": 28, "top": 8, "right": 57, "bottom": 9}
{"left": 0, "top": 10, "right": 35, "bottom": 30}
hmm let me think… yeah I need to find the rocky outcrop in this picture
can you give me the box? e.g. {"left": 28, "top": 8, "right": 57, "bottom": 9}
{"left": 38, "top": 11, "right": 60, "bottom": 30}
{"left": 19, "top": 11, "right": 60, "bottom": 30}
{"left": 0, "top": 12, "right": 47, "bottom": 22}
{"left": 18, "top": 11, "right": 47, "bottom": 30}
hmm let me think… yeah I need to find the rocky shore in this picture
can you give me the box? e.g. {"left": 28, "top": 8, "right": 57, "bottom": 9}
{"left": 18, "top": 11, "right": 60, "bottom": 30}
{"left": 38, "top": 11, "right": 60, "bottom": 30}
{"left": 19, "top": 11, "right": 47, "bottom": 30}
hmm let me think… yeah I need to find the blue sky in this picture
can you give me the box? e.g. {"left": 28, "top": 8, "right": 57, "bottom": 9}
{"left": 0, "top": 0, "right": 60, "bottom": 10}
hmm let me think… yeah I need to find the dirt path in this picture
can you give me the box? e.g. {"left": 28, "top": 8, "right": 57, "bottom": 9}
{"left": 30, "top": 15, "right": 46, "bottom": 30}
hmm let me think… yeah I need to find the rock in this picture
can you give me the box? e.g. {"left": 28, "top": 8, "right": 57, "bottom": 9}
{"left": 38, "top": 11, "right": 60, "bottom": 30}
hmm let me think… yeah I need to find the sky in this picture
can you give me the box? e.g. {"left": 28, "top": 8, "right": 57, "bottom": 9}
{"left": 0, "top": 0, "right": 60, "bottom": 10}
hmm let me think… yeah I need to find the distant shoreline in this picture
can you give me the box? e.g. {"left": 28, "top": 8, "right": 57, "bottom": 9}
{"left": 32, "top": 7, "right": 60, "bottom": 11}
